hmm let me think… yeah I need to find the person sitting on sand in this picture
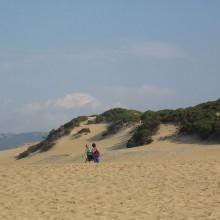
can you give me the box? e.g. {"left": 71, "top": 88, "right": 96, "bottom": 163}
{"left": 92, "top": 143, "right": 100, "bottom": 163}
{"left": 85, "top": 144, "right": 93, "bottom": 163}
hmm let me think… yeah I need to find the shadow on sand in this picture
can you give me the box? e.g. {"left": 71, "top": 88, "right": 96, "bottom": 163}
{"left": 158, "top": 131, "right": 219, "bottom": 146}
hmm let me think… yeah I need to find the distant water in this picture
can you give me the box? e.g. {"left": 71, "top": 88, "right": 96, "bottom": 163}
{"left": 0, "top": 132, "right": 48, "bottom": 151}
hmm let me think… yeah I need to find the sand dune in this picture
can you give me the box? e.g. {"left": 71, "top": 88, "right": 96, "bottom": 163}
{"left": 0, "top": 122, "right": 220, "bottom": 219}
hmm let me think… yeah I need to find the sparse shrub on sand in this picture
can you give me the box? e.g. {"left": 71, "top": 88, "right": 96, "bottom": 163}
{"left": 97, "top": 108, "right": 142, "bottom": 137}
{"left": 127, "top": 128, "right": 153, "bottom": 148}
{"left": 77, "top": 128, "right": 91, "bottom": 135}
{"left": 16, "top": 150, "right": 30, "bottom": 160}
{"left": 16, "top": 116, "right": 88, "bottom": 160}
{"left": 87, "top": 119, "right": 96, "bottom": 125}
{"left": 127, "top": 111, "right": 159, "bottom": 148}
{"left": 102, "top": 120, "right": 125, "bottom": 137}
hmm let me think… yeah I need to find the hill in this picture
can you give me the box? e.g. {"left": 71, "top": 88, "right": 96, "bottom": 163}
{"left": 0, "top": 132, "right": 48, "bottom": 150}
{"left": 15, "top": 99, "right": 220, "bottom": 160}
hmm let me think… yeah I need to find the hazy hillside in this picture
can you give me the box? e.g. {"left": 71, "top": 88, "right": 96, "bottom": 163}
{"left": 0, "top": 132, "right": 48, "bottom": 150}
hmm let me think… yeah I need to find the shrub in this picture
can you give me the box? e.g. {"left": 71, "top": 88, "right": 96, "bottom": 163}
{"left": 78, "top": 128, "right": 91, "bottom": 134}
{"left": 127, "top": 111, "right": 159, "bottom": 148}
{"left": 95, "top": 115, "right": 104, "bottom": 123}
{"left": 193, "top": 119, "right": 214, "bottom": 139}
{"left": 179, "top": 108, "right": 216, "bottom": 139}
{"left": 102, "top": 120, "right": 125, "bottom": 137}
{"left": 87, "top": 119, "right": 96, "bottom": 125}
{"left": 157, "top": 109, "right": 185, "bottom": 123}
{"left": 16, "top": 151, "right": 30, "bottom": 160}
{"left": 127, "top": 128, "right": 153, "bottom": 148}
{"left": 97, "top": 108, "right": 142, "bottom": 137}
{"left": 210, "top": 119, "right": 220, "bottom": 141}
{"left": 96, "top": 108, "right": 141, "bottom": 123}
{"left": 141, "top": 111, "right": 160, "bottom": 131}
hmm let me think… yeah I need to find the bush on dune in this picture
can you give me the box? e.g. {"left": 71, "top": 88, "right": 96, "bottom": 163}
{"left": 127, "top": 128, "right": 153, "bottom": 148}
{"left": 127, "top": 99, "right": 220, "bottom": 148}
{"left": 96, "top": 108, "right": 142, "bottom": 123}
{"left": 157, "top": 109, "right": 186, "bottom": 123}
{"left": 87, "top": 119, "right": 96, "bottom": 125}
{"left": 16, "top": 116, "right": 88, "bottom": 160}
{"left": 212, "top": 119, "right": 220, "bottom": 141}
{"left": 157, "top": 103, "right": 219, "bottom": 140}
{"left": 141, "top": 111, "right": 160, "bottom": 131}
{"left": 179, "top": 108, "right": 217, "bottom": 139}
{"left": 127, "top": 111, "right": 160, "bottom": 148}
{"left": 77, "top": 128, "right": 91, "bottom": 134}
{"left": 97, "top": 108, "right": 142, "bottom": 137}
{"left": 102, "top": 120, "right": 125, "bottom": 137}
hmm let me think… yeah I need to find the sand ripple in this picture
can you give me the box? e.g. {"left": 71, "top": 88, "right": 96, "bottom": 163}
{"left": 0, "top": 161, "right": 220, "bottom": 220}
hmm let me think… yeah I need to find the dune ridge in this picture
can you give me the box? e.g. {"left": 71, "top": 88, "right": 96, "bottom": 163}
{"left": 1, "top": 121, "right": 220, "bottom": 164}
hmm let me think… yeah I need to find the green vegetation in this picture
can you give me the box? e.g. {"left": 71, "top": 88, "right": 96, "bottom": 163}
{"left": 157, "top": 100, "right": 220, "bottom": 140}
{"left": 77, "top": 128, "right": 91, "bottom": 135}
{"left": 96, "top": 108, "right": 142, "bottom": 137}
{"left": 127, "top": 128, "right": 153, "bottom": 147}
{"left": 96, "top": 108, "right": 142, "bottom": 123}
{"left": 127, "top": 99, "right": 220, "bottom": 148}
{"left": 127, "top": 111, "right": 160, "bottom": 147}
{"left": 157, "top": 109, "right": 186, "bottom": 123}
{"left": 212, "top": 119, "right": 220, "bottom": 140}
{"left": 179, "top": 108, "right": 216, "bottom": 139}
{"left": 87, "top": 119, "right": 96, "bottom": 125}
{"left": 102, "top": 120, "right": 125, "bottom": 137}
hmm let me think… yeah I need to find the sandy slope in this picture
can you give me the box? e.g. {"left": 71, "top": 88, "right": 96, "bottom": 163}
{"left": 0, "top": 120, "right": 138, "bottom": 164}
{"left": 0, "top": 122, "right": 220, "bottom": 219}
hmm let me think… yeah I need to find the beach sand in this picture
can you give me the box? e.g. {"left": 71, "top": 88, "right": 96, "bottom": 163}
{"left": 0, "top": 123, "right": 220, "bottom": 219}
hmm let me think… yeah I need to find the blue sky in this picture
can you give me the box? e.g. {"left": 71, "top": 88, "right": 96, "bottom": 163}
{"left": 0, "top": 0, "right": 220, "bottom": 132}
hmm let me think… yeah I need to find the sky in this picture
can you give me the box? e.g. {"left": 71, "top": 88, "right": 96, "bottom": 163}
{"left": 0, "top": 0, "right": 220, "bottom": 133}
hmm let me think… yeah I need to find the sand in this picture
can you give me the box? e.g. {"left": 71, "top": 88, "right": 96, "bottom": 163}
{"left": 0, "top": 122, "right": 220, "bottom": 219}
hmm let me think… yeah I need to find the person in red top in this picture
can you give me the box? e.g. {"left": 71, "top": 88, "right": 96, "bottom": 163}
{"left": 92, "top": 143, "right": 100, "bottom": 163}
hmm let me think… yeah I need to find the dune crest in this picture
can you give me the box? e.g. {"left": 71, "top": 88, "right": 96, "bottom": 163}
{"left": 1, "top": 122, "right": 220, "bottom": 165}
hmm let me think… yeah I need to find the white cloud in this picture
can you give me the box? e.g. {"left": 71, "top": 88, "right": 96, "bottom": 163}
{"left": 19, "top": 92, "right": 104, "bottom": 131}
{"left": 47, "top": 93, "right": 101, "bottom": 110}
{"left": 25, "top": 93, "right": 102, "bottom": 112}
{"left": 25, "top": 85, "right": 175, "bottom": 114}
